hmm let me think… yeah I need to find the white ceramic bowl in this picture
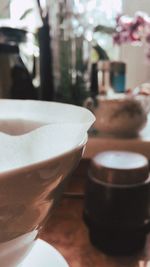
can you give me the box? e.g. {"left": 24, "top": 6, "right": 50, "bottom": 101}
{"left": 0, "top": 136, "right": 87, "bottom": 267}
{"left": 0, "top": 100, "right": 94, "bottom": 267}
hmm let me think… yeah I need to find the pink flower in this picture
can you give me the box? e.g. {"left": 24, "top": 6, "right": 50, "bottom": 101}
{"left": 113, "top": 12, "right": 150, "bottom": 62}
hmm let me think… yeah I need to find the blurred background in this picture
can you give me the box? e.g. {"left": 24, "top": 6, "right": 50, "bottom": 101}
{"left": 0, "top": 0, "right": 150, "bottom": 104}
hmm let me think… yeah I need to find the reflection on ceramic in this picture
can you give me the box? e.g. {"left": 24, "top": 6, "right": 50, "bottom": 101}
{"left": 19, "top": 239, "right": 69, "bottom": 267}
{"left": 90, "top": 94, "right": 147, "bottom": 137}
{"left": 0, "top": 100, "right": 94, "bottom": 267}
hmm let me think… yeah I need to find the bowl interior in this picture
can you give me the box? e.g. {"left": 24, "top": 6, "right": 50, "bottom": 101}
{"left": 0, "top": 118, "right": 46, "bottom": 135}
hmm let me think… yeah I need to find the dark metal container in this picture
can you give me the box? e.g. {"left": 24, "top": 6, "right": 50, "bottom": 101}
{"left": 83, "top": 151, "right": 150, "bottom": 255}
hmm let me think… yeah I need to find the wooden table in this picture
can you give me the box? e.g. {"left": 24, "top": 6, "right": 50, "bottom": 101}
{"left": 40, "top": 159, "right": 150, "bottom": 267}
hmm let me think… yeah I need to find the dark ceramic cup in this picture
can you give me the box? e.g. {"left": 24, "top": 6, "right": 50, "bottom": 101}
{"left": 83, "top": 151, "right": 150, "bottom": 255}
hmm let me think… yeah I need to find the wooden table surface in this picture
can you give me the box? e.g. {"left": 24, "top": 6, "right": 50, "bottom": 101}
{"left": 40, "top": 159, "right": 150, "bottom": 267}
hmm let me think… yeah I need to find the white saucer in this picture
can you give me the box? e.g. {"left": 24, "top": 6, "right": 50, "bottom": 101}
{"left": 19, "top": 239, "right": 69, "bottom": 267}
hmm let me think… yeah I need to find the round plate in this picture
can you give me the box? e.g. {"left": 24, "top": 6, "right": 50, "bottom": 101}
{"left": 19, "top": 239, "right": 69, "bottom": 267}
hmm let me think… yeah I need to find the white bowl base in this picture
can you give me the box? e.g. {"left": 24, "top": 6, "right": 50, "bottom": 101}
{"left": 18, "top": 239, "right": 69, "bottom": 267}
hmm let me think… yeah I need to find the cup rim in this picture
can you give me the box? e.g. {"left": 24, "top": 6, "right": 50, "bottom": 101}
{"left": 88, "top": 170, "right": 150, "bottom": 189}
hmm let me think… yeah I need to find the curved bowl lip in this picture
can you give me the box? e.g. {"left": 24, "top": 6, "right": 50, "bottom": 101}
{"left": 0, "top": 100, "right": 94, "bottom": 178}
{"left": 0, "top": 99, "right": 95, "bottom": 126}
{"left": 0, "top": 134, "right": 88, "bottom": 178}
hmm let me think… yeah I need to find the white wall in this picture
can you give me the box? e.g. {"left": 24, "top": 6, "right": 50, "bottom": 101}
{"left": 120, "top": 0, "right": 150, "bottom": 89}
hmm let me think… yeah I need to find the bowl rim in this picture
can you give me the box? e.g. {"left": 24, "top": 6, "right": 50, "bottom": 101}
{"left": 0, "top": 99, "right": 95, "bottom": 126}
{"left": 0, "top": 134, "right": 88, "bottom": 178}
